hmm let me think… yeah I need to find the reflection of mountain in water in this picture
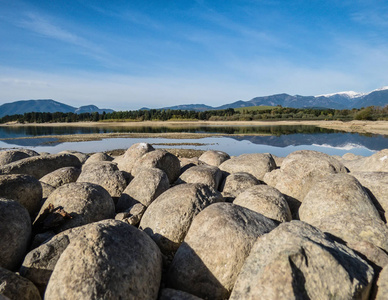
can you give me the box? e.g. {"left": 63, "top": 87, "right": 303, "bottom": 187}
{"left": 230, "top": 133, "right": 388, "bottom": 151}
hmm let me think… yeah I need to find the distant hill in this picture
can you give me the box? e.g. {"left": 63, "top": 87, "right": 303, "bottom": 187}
{"left": 0, "top": 99, "right": 114, "bottom": 118}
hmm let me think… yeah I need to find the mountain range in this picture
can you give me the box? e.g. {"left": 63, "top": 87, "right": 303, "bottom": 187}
{"left": 0, "top": 99, "right": 114, "bottom": 118}
{"left": 0, "top": 87, "right": 387, "bottom": 118}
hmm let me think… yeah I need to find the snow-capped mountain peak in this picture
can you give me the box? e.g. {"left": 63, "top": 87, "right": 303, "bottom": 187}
{"left": 315, "top": 91, "right": 365, "bottom": 98}
{"left": 370, "top": 86, "right": 388, "bottom": 93}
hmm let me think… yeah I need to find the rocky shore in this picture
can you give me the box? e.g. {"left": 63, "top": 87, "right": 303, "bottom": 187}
{"left": 0, "top": 144, "right": 387, "bottom": 299}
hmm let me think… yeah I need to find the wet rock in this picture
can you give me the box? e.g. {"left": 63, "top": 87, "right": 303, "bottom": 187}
{"left": 219, "top": 153, "right": 276, "bottom": 180}
{"left": 39, "top": 167, "right": 80, "bottom": 189}
{"left": 116, "top": 168, "right": 169, "bottom": 211}
{"left": 0, "top": 198, "right": 31, "bottom": 271}
{"left": 77, "top": 162, "right": 127, "bottom": 198}
{"left": 44, "top": 220, "right": 162, "bottom": 300}
{"left": 0, "top": 153, "right": 81, "bottom": 179}
{"left": 113, "top": 142, "right": 155, "bottom": 173}
{"left": 159, "top": 288, "right": 203, "bottom": 300}
{"left": 132, "top": 149, "right": 180, "bottom": 184}
{"left": 168, "top": 202, "right": 278, "bottom": 299}
{"left": 198, "top": 150, "right": 230, "bottom": 167}
{"left": 84, "top": 152, "right": 113, "bottom": 165}
{"left": 34, "top": 182, "right": 115, "bottom": 233}
{"left": 0, "top": 266, "right": 41, "bottom": 300}
{"left": 115, "top": 203, "right": 146, "bottom": 226}
{"left": 139, "top": 183, "right": 223, "bottom": 255}
{"left": 176, "top": 164, "right": 222, "bottom": 190}
{"left": 299, "top": 173, "right": 381, "bottom": 224}
{"left": 220, "top": 172, "right": 261, "bottom": 202}
{"left": 0, "top": 174, "right": 42, "bottom": 217}
{"left": 230, "top": 220, "right": 374, "bottom": 300}
{"left": 233, "top": 185, "right": 292, "bottom": 222}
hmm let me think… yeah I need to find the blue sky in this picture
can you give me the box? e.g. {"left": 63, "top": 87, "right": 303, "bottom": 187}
{"left": 1, "top": 0, "right": 388, "bottom": 110}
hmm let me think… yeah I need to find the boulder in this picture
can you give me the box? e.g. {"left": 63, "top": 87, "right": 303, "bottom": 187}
{"left": 0, "top": 198, "right": 31, "bottom": 270}
{"left": 179, "top": 157, "right": 202, "bottom": 174}
{"left": 0, "top": 153, "right": 81, "bottom": 179}
{"left": 263, "top": 150, "right": 347, "bottom": 202}
{"left": 113, "top": 142, "right": 155, "bottom": 173}
{"left": 84, "top": 152, "right": 113, "bottom": 165}
{"left": 59, "top": 150, "right": 89, "bottom": 164}
{"left": 344, "top": 149, "right": 388, "bottom": 173}
{"left": 352, "top": 172, "right": 388, "bottom": 222}
{"left": 198, "top": 150, "right": 230, "bottom": 167}
{"left": 115, "top": 203, "right": 146, "bottom": 226}
{"left": 77, "top": 162, "right": 127, "bottom": 198}
{"left": 230, "top": 220, "right": 374, "bottom": 300}
{"left": 39, "top": 167, "right": 80, "bottom": 189}
{"left": 116, "top": 168, "right": 169, "bottom": 211}
{"left": 167, "top": 203, "right": 278, "bottom": 299}
{"left": 342, "top": 152, "right": 364, "bottom": 161}
{"left": 44, "top": 220, "right": 162, "bottom": 300}
{"left": 132, "top": 149, "right": 180, "bottom": 184}
{"left": 220, "top": 172, "right": 261, "bottom": 201}
{"left": 376, "top": 264, "right": 388, "bottom": 300}
{"left": 0, "top": 150, "right": 35, "bottom": 166}
{"left": 219, "top": 153, "right": 276, "bottom": 180}
{"left": 233, "top": 185, "right": 291, "bottom": 222}
{"left": 159, "top": 288, "right": 203, "bottom": 300}
{"left": 34, "top": 182, "right": 115, "bottom": 233}
{"left": 299, "top": 173, "right": 381, "bottom": 224}
{"left": 40, "top": 182, "right": 55, "bottom": 200}
{"left": 0, "top": 266, "right": 41, "bottom": 300}
{"left": 139, "top": 183, "right": 223, "bottom": 255}
{"left": 0, "top": 174, "right": 42, "bottom": 217}
{"left": 176, "top": 164, "right": 222, "bottom": 190}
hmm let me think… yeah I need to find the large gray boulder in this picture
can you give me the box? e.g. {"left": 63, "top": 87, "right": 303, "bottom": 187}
{"left": 77, "top": 162, "right": 127, "bottom": 198}
{"left": 220, "top": 172, "right": 261, "bottom": 201}
{"left": 113, "top": 142, "right": 155, "bottom": 173}
{"left": 0, "top": 153, "right": 81, "bottom": 179}
{"left": 167, "top": 203, "right": 278, "bottom": 299}
{"left": 219, "top": 153, "right": 276, "bottom": 180}
{"left": 176, "top": 164, "right": 222, "bottom": 190}
{"left": 0, "top": 149, "right": 38, "bottom": 166}
{"left": 233, "top": 185, "right": 291, "bottom": 222}
{"left": 0, "top": 174, "right": 42, "bottom": 217}
{"left": 159, "top": 288, "right": 203, "bottom": 300}
{"left": 34, "top": 182, "right": 115, "bottom": 233}
{"left": 299, "top": 173, "right": 381, "bottom": 224}
{"left": 39, "top": 167, "right": 80, "bottom": 189}
{"left": 116, "top": 167, "right": 170, "bottom": 211}
{"left": 263, "top": 150, "right": 347, "bottom": 202}
{"left": 0, "top": 198, "right": 31, "bottom": 271}
{"left": 230, "top": 221, "right": 374, "bottom": 300}
{"left": 59, "top": 150, "right": 89, "bottom": 164}
{"left": 198, "top": 150, "right": 230, "bottom": 167}
{"left": 132, "top": 149, "right": 181, "bottom": 183}
{"left": 344, "top": 149, "right": 388, "bottom": 172}
{"left": 115, "top": 203, "right": 146, "bottom": 226}
{"left": 0, "top": 267, "right": 41, "bottom": 300}
{"left": 44, "top": 220, "right": 162, "bottom": 300}
{"left": 84, "top": 152, "right": 113, "bottom": 165}
{"left": 139, "top": 183, "right": 223, "bottom": 255}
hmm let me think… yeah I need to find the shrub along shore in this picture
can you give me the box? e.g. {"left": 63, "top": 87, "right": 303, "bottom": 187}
{"left": 0, "top": 144, "right": 388, "bottom": 299}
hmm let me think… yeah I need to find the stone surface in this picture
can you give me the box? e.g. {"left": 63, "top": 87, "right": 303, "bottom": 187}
{"left": 115, "top": 203, "right": 146, "bottom": 226}
{"left": 139, "top": 183, "right": 223, "bottom": 255}
{"left": 299, "top": 173, "right": 381, "bottom": 224}
{"left": 0, "top": 150, "right": 34, "bottom": 166}
{"left": 116, "top": 167, "right": 169, "bottom": 211}
{"left": 233, "top": 185, "right": 292, "bottom": 222}
{"left": 44, "top": 220, "right": 162, "bottom": 300}
{"left": 220, "top": 172, "right": 261, "bottom": 201}
{"left": 132, "top": 149, "right": 181, "bottom": 183}
{"left": 0, "top": 267, "right": 41, "bottom": 300}
{"left": 84, "top": 152, "right": 113, "bottom": 165}
{"left": 77, "top": 162, "right": 127, "bottom": 198}
{"left": 198, "top": 150, "right": 230, "bottom": 167}
{"left": 34, "top": 182, "right": 115, "bottom": 233}
{"left": 376, "top": 264, "right": 388, "bottom": 300}
{"left": 39, "top": 167, "right": 81, "bottom": 189}
{"left": 230, "top": 220, "right": 374, "bottom": 300}
{"left": 159, "top": 288, "right": 203, "bottom": 300}
{"left": 0, "top": 198, "right": 31, "bottom": 271}
{"left": 58, "top": 150, "right": 89, "bottom": 164}
{"left": 263, "top": 150, "right": 347, "bottom": 202}
{"left": 176, "top": 164, "right": 222, "bottom": 190}
{"left": 219, "top": 153, "right": 276, "bottom": 180}
{"left": 168, "top": 202, "right": 278, "bottom": 299}
{"left": 40, "top": 182, "right": 55, "bottom": 200}
{"left": 113, "top": 142, "right": 155, "bottom": 173}
{"left": 0, "top": 153, "right": 81, "bottom": 179}
{"left": 0, "top": 174, "right": 42, "bottom": 217}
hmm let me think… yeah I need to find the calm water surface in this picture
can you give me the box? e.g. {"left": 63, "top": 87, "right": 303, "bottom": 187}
{"left": 0, "top": 124, "right": 387, "bottom": 157}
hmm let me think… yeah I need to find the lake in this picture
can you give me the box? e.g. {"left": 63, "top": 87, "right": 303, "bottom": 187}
{"left": 0, "top": 124, "right": 387, "bottom": 157}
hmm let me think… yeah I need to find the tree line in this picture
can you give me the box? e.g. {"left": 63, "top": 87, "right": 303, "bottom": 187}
{"left": 0, "top": 106, "right": 387, "bottom": 124}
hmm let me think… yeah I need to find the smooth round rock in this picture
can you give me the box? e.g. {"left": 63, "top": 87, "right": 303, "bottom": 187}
{"left": 59, "top": 150, "right": 89, "bottom": 164}
{"left": 0, "top": 267, "right": 41, "bottom": 300}
{"left": 113, "top": 142, "right": 155, "bottom": 173}
{"left": 176, "top": 164, "right": 222, "bottom": 190}
{"left": 168, "top": 202, "right": 278, "bottom": 299}
{"left": 0, "top": 198, "right": 31, "bottom": 270}
{"left": 39, "top": 167, "right": 80, "bottom": 189}
{"left": 198, "top": 150, "right": 230, "bottom": 167}
{"left": 234, "top": 185, "right": 292, "bottom": 222}
{"left": 220, "top": 172, "right": 261, "bottom": 201}
{"left": 139, "top": 183, "right": 223, "bottom": 255}
{"left": 84, "top": 152, "right": 113, "bottom": 165}
{"left": 0, "top": 150, "right": 33, "bottom": 166}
